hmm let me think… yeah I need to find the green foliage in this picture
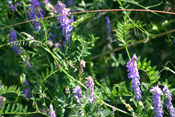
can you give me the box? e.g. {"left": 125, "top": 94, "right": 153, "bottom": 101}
{"left": 137, "top": 57, "right": 160, "bottom": 84}
{"left": 0, "top": 0, "right": 175, "bottom": 116}
{"left": 0, "top": 103, "right": 28, "bottom": 115}
{"left": 0, "top": 85, "right": 21, "bottom": 95}
{"left": 116, "top": 18, "right": 145, "bottom": 47}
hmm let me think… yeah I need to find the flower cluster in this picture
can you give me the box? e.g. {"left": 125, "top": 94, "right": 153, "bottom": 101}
{"left": 73, "top": 76, "right": 95, "bottom": 104}
{"left": 126, "top": 54, "right": 142, "bottom": 101}
{"left": 55, "top": 1, "right": 73, "bottom": 45}
{"left": 48, "top": 104, "right": 56, "bottom": 117}
{"left": 163, "top": 85, "right": 175, "bottom": 117}
{"left": 150, "top": 86, "right": 164, "bottom": 117}
{"left": 29, "top": 0, "right": 45, "bottom": 30}
{"left": 23, "top": 79, "right": 30, "bottom": 99}
{"left": 73, "top": 86, "right": 83, "bottom": 105}
{"left": 9, "top": 30, "right": 23, "bottom": 55}
{"left": 22, "top": 55, "right": 32, "bottom": 68}
{"left": 105, "top": 16, "right": 112, "bottom": 40}
{"left": 8, "top": 0, "right": 20, "bottom": 11}
{"left": 84, "top": 76, "right": 94, "bottom": 102}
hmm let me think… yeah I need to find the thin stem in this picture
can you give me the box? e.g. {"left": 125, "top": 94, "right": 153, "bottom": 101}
{"left": 125, "top": 45, "right": 131, "bottom": 60}
{"left": 1, "top": 9, "right": 175, "bottom": 29}
{"left": 91, "top": 28, "right": 175, "bottom": 59}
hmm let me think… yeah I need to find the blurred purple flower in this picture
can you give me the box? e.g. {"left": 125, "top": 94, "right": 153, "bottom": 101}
{"left": 163, "top": 85, "right": 175, "bottom": 117}
{"left": 84, "top": 76, "right": 94, "bottom": 102}
{"left": 8, "top": 0, "right": 12, "bottom": 4}
{"left": 29, "top": 0, "right": 45, "bottom": 30}
{"left": 55, "top": 1, "right": 73, "bottom": 45}
{"left": 43, "top": 0, "right": 51, "bottom": 5}
{"left": 8, "top": 0, "right": 20, "bottom": 11}
{"left": 150, "top": 86, "right": 164, "bottom": 117}
{"left": 22, "top": 55, "right": 32, "bottom": 68}
{"left": 126, "top": 54, "right": 142, "bottom": 101}
{"left": 73, "top": 86, "right": 83, "bottom": 105}
{"left": 48, "top": 104, "right": 56, "bottom": 117}
{"left": 23, "top": 79, "right": 30, "bottom": 99}
{"left": 105, "top": 16, "right": 112, "bottom": 40}
{"left": 9, "top": 30, "right": 23, "bottom": 55}
{"left": 42, "top": 108, "right": 47, "bottom": 114}
{"left": 67, "top": 0, "right": 74, "bottom": 6}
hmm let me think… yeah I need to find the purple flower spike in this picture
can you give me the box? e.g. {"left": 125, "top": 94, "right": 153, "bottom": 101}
{"left": 73, "top": 86, "right": 83, "bottom": 105}
{"left": 55, "top": 1, "right": 73, "bottom": 45}
{"left": 150, "top": 86, "right": 164, "bottom": 117}
{"left": 163, "top": 85, "right": 175, "bottom": 117}
{"left": 29, "top": 0, "right": 45, "bottom": 30}
{"left": 126, "top": 54, "right": 142, "bottom": 101}
{"left": 105, "top": 16, "right": 112, "bottom": 40}
{"left": 49, "top": 104, "right": 56, "bottom": 117}
{"left": 23, "top": 79, "right": 30, "bottom": 99}
{"left": 84, "top": 76, "right": 94, "bottom": 102}
{"left": 9, "top": 30, "right": 23, "bottom": 55}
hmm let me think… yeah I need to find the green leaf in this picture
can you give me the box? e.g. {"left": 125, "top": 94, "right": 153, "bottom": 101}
{"left": 11, "top": 104, "right": 15, "bottom": 113}
{"left": 24, "top": 105, "right": 28, "bottom": 113}
{"left": 5, "top": 103, "right": 11, "bottom": 113}
{"left": 106, "top": 87, "right": 112, "bottom": 95}
{"left": 1, "top": 102, "right": 5, "bottom": 112}
{"left": 19, "top": 105, "right": 23, "bottom": 113}
{"left": 137, "top": 56, "right": 160, "bottom": 84}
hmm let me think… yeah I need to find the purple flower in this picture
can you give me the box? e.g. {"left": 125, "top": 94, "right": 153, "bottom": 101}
{"left": 23, "top": 79, "right": 30, "bottom": 99}
{"left": 8, "top": 0, "right": 20, "bottom": 11}
{"left": 8, "top": 0, "right": 12, "bottom": 4}
{"left": 48, "top": 104, "right": 56, "bottom": 117}
{"left": 43, "top": 0, "right": 51, "bottom": 5}
{"left": 67, "top": 0, "right": 74, "bottom": 6}
{"left": 163, "top": 85, "right": 175, "bottom": 117}
{"left": 105, "top": 16, "right": 112, "bottom": 40}
{"left": 22, "top": 55, "right": 32, "bottom": 68}
{"left": 84, "top": 76, "right": 94, "bottom": 102}
{"left": 55, "top": 1, "right": 73, "bottom": 45}
{"left": 150, "top": 86, "right": 164, "bottom": 117}
{"left": 126, "top": 54, "right": 142, "bottom": 101}
{"left": 73, "top": 86, "right": 83, "bottom": 105}
{"left": 9, "top": 30, "right": 23, "bottom": 55}
{"left": 29, "top": 0, "right": 45, "bottom": 30}
{"left": 42, "top": 108, "right": 47, "bottom": 114}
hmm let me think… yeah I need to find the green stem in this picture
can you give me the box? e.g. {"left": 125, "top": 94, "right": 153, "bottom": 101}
{"left": 125, "top": 45, "right": 131, "bottom": 59}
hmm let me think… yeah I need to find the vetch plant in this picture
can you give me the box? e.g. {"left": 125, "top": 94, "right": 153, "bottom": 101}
{"left": 48, "top": 104, "right": 56, "bottom": 117}
{"left": 9, "top": 30, "right": 23, "bottom": 55}
{"left": 84, "top": 76, "right": 94, "bottom": 102}
{"left": 0, "top": 0, "right": 175, "bottom": 116}
{"left": 55, "top": 1, "right": 73, "bottom": 45}
{"left": 126, "top": 54, "right": 142, "bottom": 101}
{"left": 163, "top": 84, "right": 175, "bottom": 117}
{"left": 29, "top": 0, "right": 45, "bottom": 30}
{"left": 73, "top": 85, "right": 83, "bottom": 105}
{"left": 150, "top": 86, "right": 164, "bottom": 117}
